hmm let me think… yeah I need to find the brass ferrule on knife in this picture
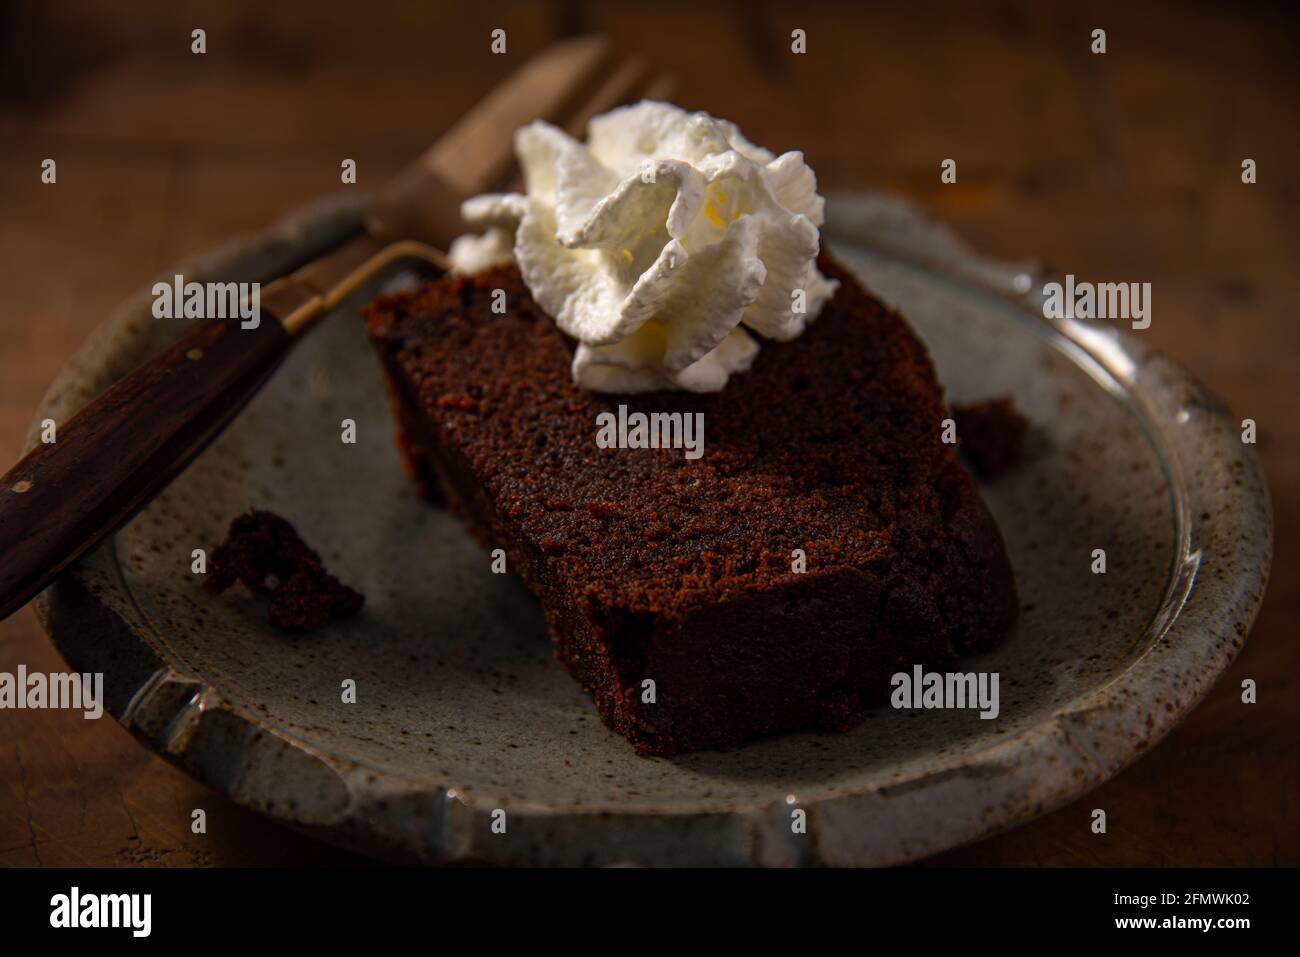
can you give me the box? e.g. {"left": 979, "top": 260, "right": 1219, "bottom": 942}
{"left": 260, "top": 235, "right": 450, "bottom": 336}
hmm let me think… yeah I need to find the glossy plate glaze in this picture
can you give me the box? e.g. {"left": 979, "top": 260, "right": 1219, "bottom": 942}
{"left": 31, "top": 193, "right": 1271, "bottom": 866}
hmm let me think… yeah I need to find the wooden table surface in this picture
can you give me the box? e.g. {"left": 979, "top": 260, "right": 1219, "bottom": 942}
{"left": 1, "top": 0, "right": 1296, "bottom": 867}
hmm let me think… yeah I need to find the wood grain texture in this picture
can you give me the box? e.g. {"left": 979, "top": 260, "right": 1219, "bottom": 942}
{"left": 0, "top": 0, "right": 1296, "bottom": 867}
{"left": 0, "top": 315, "right": 292, "bottom": 620}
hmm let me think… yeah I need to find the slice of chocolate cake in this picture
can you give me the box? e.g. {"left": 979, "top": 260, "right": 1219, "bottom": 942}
{"left": 364, "top": 256, "right": 1017, "bottom": 756}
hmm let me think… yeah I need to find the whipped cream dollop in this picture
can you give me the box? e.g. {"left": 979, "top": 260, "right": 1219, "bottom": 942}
{"left": 447, "top": 101, "right": 838, "bottom": 393}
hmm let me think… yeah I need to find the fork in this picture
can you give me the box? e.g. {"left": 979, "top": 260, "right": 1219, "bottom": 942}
{"left": 0, "top": 36, "right": 671, "bottom": 622}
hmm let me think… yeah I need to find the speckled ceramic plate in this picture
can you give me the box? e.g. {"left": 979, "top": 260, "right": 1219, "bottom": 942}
{"left": 31, "top": 192, "right": 1271, "bottom": 866}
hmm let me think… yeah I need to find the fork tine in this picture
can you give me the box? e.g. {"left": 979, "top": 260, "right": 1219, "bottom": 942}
{"left": 561, "top": 56, "right": 650, "bottom": 138}
{"left": 641, "top": 72, "right": 678, "bottom": 104}
{"left": 501, "top": 64, "right": 675, "bottom": 193}
{"left": 421, "top": 35, "right": 614, "bottom": 197}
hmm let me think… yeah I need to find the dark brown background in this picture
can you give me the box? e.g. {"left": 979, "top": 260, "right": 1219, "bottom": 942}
{"left": 0, "top": 0, "right": 1296, "bottom": 866}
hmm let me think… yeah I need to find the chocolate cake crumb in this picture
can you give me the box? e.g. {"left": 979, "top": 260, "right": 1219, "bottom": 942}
{"left": 953, "top": 397, "right": 1029, "bottom": 479}
{"left": 206, "top": 509, "right": 363, "bottom": 633}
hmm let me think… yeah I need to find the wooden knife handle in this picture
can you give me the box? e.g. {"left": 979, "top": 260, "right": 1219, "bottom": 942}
{"left": 0, "top": 315, "right": 292, "bottom": 621}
